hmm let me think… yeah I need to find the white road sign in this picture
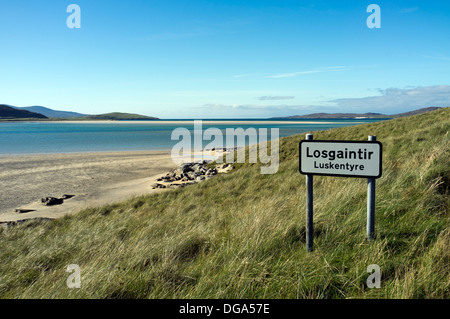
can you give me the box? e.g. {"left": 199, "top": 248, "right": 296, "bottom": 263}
{"left": 299, "top": 140, "right": 382, "bottom": 178}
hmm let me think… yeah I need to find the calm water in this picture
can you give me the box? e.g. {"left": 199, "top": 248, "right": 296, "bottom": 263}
{"left": 0, "top": 119, "right": 388, "bottom": 155}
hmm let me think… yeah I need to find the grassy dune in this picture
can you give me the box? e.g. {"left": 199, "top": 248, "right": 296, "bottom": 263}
{"left": 0, "top": 108, "right": 448, "bottom": 299}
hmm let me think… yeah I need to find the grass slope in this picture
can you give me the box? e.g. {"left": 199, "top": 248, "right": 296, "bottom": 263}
{"left": 0, "top": 108, "right": 448, "bottom": 299}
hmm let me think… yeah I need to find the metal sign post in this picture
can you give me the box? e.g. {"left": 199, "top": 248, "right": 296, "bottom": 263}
{"left": 305, "top": 134, "right": 314, "bottom": 252}
{"left": 299, "top": 135, "right": 382, "bottom": 252}
{"left": 367, "top": 136, "right": 376, "bottom": 240}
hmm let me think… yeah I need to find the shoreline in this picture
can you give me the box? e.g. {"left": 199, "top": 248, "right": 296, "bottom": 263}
{"left": 1, "top": 120, "right": 368, "bottom": 125}
{"left": 0, "top": 148, "right": 172, "bottom": 158}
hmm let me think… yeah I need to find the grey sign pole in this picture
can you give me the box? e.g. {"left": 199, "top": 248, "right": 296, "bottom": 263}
{"left": 306, "top": 134, "right": 314, "bottom": 252}
{"left": 367, "top": 135, "right": 376, "bottom": 240}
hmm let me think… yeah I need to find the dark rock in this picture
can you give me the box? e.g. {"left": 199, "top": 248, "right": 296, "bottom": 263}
{"left": 15, "top": 209, "right": 36, "bottom": 214}
{"left": 151, "top": 183, "right": 167, "bottom": 189}
{"left": 176, "top": 163, "right": 193, "bottom": 174}
{"left": 186, "top": 171, "right": 196, "bottom": 179}
{"left": 161, "top": 175, "right": 175, "bottom": 182}
{"left": 41, "top": 197, "right": 63, "bottom": 206}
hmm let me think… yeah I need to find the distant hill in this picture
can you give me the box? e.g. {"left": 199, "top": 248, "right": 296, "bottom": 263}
{"left": 272, "top": 107, "right": 443, "bottom": 119}
{"left": 12, "top": 106, "right": 86, "bottom": 118}
{"left": 80, "top": 112, "right": 159, "bottom": 120}
{"left": 389, "top": 107, "right": 442, "bottom": 118}
{"left": 0, "top": 104, "right": 48, "bottom": 119}
{"left": 274, "top": 112, "right": 386, "bottom": 119}
{"left": 0, "top": 105, "right": 158, "bottom": 121}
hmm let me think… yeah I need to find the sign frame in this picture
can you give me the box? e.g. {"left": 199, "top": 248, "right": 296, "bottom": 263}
{"left": 299, "top": 139, "right": 383, "bottom": 179}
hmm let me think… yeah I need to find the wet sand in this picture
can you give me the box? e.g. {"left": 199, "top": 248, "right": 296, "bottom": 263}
{"left": 0, "top": 151, "right": 179, "bottom": 222}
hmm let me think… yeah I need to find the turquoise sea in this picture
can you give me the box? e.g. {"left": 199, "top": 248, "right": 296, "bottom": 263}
{"left": 0, "top": 119, "right": 389, "bottom": 155}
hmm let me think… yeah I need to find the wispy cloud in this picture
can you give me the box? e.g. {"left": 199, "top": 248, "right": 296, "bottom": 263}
{"left": 195, "top": 85, "right": 450, "bottom": 117}
{"left": 268, "top": 66, "right": 348, "bottom": 78}
{"left": 199, "top": 103, "right": 318, "bottom": 115}
{"left": 320, "top": 66, "right": 347, "bottom": 71}
{"left": 258, "top": 96, "right": 295, "bottom": 101}
{"left": 199, "top": 103, "right": 319, "bottom": 112}
{"left": 268, "top": 70, "right": 321, "bottom": 78}
{"left": 330, "top": 85, "right": 450, "bottom": 111}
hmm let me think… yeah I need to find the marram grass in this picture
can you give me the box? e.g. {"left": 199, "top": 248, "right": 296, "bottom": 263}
{"left": 0, "top": 108, "right": 448, "bottom": 299}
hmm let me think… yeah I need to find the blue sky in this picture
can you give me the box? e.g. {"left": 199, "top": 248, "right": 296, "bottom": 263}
{"left": 1, "top": 0, "right": 449, "bottom": 118}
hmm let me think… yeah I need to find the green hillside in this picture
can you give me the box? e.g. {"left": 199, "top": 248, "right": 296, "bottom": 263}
{"left": 0, "top": 108, "right": 448, "bottom": 299}
{"left": 79, "top": 112, "right": 159, "bottom": 120}
{"left": 0, "top": 104, "right": 48, "bottom": 119}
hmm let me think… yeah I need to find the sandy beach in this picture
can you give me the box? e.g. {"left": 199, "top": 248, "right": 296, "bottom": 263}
{"left": 0, "top": 151, "right": 180, "bottom": 222}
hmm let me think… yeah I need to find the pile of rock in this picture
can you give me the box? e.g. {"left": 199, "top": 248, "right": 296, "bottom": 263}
{"left": 151, "top": 161, "right": 235, "bottom": 190}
